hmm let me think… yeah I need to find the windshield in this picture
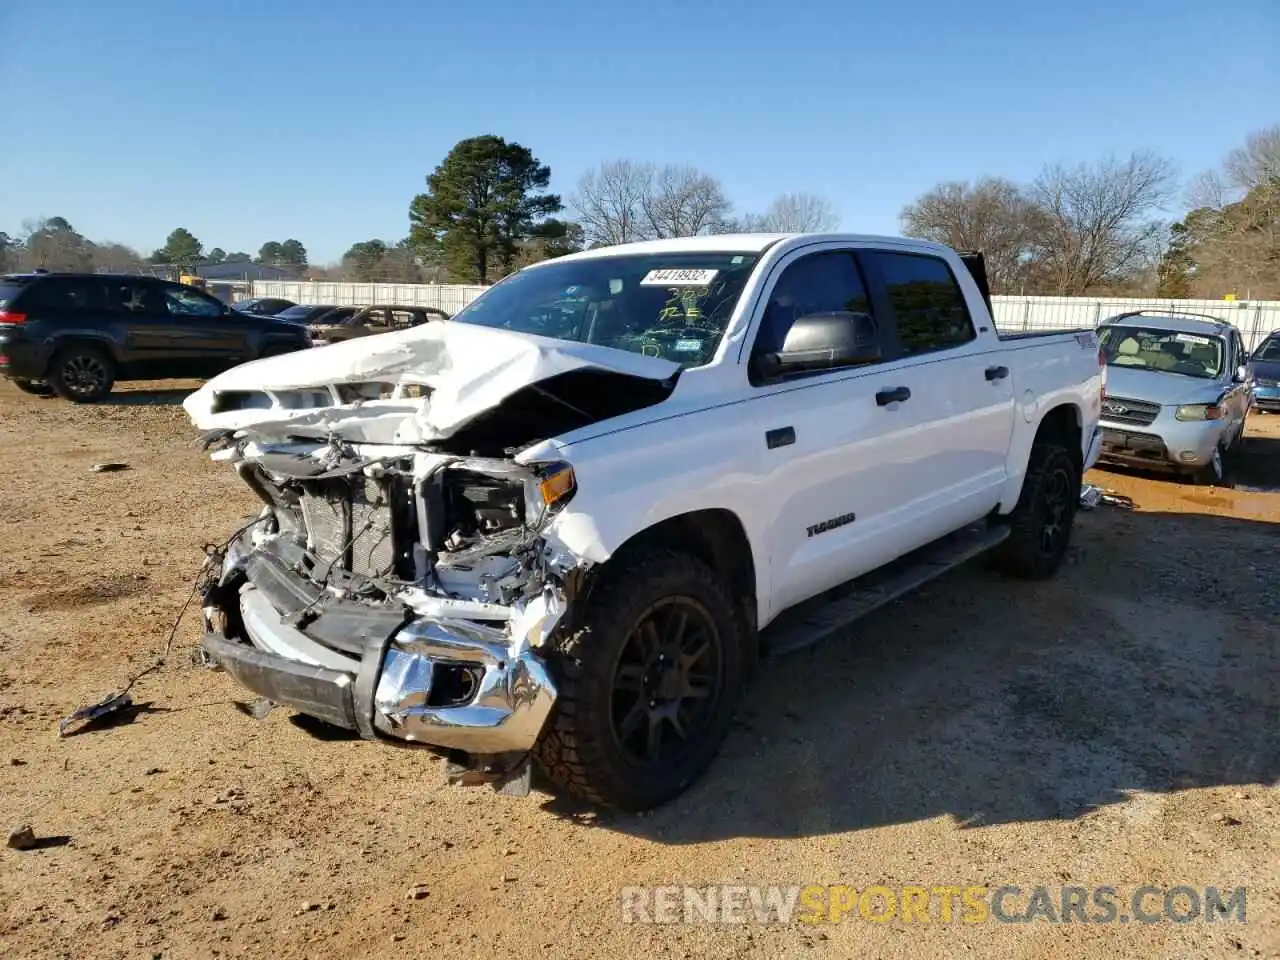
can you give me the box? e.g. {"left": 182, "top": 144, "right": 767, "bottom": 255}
{"left": 450, "top": 252, "right": 762, "bottom": 366}
{"left": 1254, "top": 335, "right": 1280, "bottom": 362}
{"left": 1099, "top": 325, "right": 1224, "bottom": 379}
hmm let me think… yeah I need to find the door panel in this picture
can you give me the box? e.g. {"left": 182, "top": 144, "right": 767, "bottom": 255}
{"left": 755, "top": 365, "right": 940, "bottom": 612}
{"left": 107, "top": 280, "right": 177, "bottom": 371}
{"left": 745, "top": 245, "right": 1014, "bottom": 619}
{"left": 161, "top": 284, "right": 251, "bottom": 375}
{"left": 874, "top": 352, "right": 1015, "bottom": 545}
{"left": 744, "top": 249, "right": 907, "bottom": 612}
{"left": 858, "top": 249, "right": 1015, "bottom": 536}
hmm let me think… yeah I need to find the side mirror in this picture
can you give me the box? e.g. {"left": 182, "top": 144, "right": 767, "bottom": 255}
{"left": 754, "top": 311, "right": 881, "bottom": 381}
{"left": 1233, "top": 365, "right": 1248, "bottom": 383}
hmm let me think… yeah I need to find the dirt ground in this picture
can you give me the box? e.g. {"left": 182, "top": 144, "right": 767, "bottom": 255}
{"left": 1, "top": 380, "right": 1277, "bottom": 960}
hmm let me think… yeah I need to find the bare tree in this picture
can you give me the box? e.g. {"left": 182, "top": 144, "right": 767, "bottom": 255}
{"left": 92, "top": 242, "right": 145, "bottom": 273}
{"left": 571, "top": 160, "right": 653, "bottom": 247}
{"left": 641, "top": 165, "right": 732, "bottom": 238}
{"left": 0, "top": 232, "right": 16, "bottom": 273}
{"left": 572, "top": 161, "right": 733, "bottom": 243}
{"left": 20, "top": 217, "right": 94, "bottom": 272}
{"left": 1029, "top": 151, "right": 1177, "bottom": 295}
{"left": 1224, "top": 125, "right": 1280, "bottom": 193}
{"left": 739, "top": 193, "right": 841, "bottom": 232}
{"left": 1171, "top": 126, "right": 1280, "bottom": 299}
{"left": 900, "top": 177, "right": 1045, "bottom": 292}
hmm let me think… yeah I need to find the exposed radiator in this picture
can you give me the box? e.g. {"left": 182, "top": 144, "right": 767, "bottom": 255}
{"left": 350, "top": 480, "right": 395, "bottom": 577}
{"left": 300, "top": 478, "right": 395, "bottom": 578}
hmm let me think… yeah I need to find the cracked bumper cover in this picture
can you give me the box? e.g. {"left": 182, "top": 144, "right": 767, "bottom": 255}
{"left": 201, "top": 581, "right": 558, "bottom": 756}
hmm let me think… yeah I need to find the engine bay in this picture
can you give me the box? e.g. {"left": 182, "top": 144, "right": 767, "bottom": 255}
{"left": 220, "top": 436, "right": 567, "bottom": 619}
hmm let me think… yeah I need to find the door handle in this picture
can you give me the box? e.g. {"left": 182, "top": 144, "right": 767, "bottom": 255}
{"left": 765, "top": 426, "right": 795, "bottom": 449}
{"left": 985, "top": 365, "right": 1009, "bottom": 381}
{"left": 876, "top": 386, "right": 911, "bottom": 406}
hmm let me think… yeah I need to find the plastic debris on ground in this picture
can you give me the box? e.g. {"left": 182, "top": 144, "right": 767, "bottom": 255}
{"left": 57, "top": 692, "right": 134, "bottom": 737}
{"left": 1080, "top": 484, "right": 1134, "bottom": 510}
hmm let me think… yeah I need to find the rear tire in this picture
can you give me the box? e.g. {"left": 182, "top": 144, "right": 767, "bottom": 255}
{"left": 47, "top": 345, "right": 116, "bottom": 403}
{"left": 534, "top": 547, "right": 745, "bottom": 811}
{"left": 10, "top": 378, "right": 53, "bottom": 396}
{"left": 993, "top": 442, "right": 1080, "bottom": 580}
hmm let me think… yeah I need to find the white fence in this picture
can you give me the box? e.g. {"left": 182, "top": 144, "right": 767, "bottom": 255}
{"left": 990, "top": 296, "right": 1279, "bottom": 350}
{"left": 251, "top": 281, "right": 1280, "bottom": 350}
{"left": 251, "top": 281, "right": 487, "bottom": 315}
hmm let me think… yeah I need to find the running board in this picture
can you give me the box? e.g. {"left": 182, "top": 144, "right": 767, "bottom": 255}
{"left": 762, "top": 522, "right": 1011, "bottom": 658}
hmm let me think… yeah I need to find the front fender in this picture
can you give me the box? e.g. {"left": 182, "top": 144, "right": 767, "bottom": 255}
{"left": 538, "top": 431, "right": 772, "bottom": 624}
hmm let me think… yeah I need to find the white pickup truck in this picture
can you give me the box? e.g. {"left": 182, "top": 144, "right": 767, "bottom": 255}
{"left": 186, "top": 233, "right": 1105, "bottom": 810}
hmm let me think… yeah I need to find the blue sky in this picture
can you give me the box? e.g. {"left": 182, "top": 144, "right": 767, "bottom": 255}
{"left": 1, "top": 0, "right": 1276, "bottom": 264}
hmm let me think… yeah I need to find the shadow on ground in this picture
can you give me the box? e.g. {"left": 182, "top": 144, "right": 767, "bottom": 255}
{"left": 548, "top": 506, "right": 1279, "bottom": 842}
{"left": 96, "top": 389, "right": 192, "bottom": 408}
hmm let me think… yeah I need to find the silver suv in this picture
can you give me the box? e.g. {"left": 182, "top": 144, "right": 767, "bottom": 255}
{"left": 1096, "top": 311, "right": 1253, "bottom": 483}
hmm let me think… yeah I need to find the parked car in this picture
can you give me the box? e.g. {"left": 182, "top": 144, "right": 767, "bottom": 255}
{"left": 308, "top": 304, "right": 449, "bottom": 345}
{"left": 233, "top": 297, "right": 296, "bottom": 316}
{"left": 1095, "top": 310, "right": 1252, "bottom": 484}
{"left": 185, "top": 233, "right": 1103, "bottom": 811}
{"left": 1248, "top": 330, "right": 1280, "bottom": 412}
{"left": 306, "top": 306, "right": 360, "bottom": 329}
{"left": 0, "top": 272, "right": 312, "bottom": 402}
{"left": 273, "top": 304, "right": 344, "bottom": 325}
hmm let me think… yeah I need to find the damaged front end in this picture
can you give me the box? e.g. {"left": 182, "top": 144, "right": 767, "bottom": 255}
{"left": 189, "top": 322, "right": 680, "bottom": 794}
{"left": 201, "top": 438, "right": 579, "bottom": 793}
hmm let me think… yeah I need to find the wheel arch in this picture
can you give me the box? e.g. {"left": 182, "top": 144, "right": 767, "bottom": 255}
{"left": 593, "top": 507, "right": 759, "bottom": 650}
{"left": 1034, "top": 403, "right": 1083, "bottom": 471}
{"left": 998, "top": 401, "right": 1083, "bottom": 513}
{"left": 41, "top": 333, "right": 120, "bottom": 377}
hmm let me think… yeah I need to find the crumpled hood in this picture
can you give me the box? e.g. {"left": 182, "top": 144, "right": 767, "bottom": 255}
{"left": 182, "top": 320, "right": 680, "bottom": 439}
{"left": 1103, "top": 364, "right": 1226, "bottom": 406}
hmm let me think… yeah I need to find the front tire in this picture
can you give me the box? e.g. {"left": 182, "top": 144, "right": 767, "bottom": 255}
{"left": 534, "top": 548, "right": 746, "bottom": 811}
{"left": 1192, "top": 446, "right": 1225, "bottom": 486}
{"left": 47, "top": 345, "right": 116, "bottom": 403}
{"left": 993, "top": 442, "right": 1079, "bottom": 580}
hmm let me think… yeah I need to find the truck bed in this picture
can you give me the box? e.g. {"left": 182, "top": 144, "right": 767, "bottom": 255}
{"left": 998, "top": 327, "right": 1094, "bottom": 341}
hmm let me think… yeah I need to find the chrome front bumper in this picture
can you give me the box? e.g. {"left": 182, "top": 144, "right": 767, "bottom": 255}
{"left": 201, "top": 581, "right": 557, "bottom": 757}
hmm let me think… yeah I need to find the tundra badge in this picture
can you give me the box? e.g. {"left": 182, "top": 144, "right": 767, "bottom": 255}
{"left": 807, "top": 512, "right": 856, "bottom": 538}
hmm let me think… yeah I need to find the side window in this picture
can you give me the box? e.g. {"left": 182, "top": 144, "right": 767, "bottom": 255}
{"left": 865, "top": 252, "right": 975, "bottom": 355}
{"left": 107, "top": 280, "right": 164, "bottom": 315}
{"left": 389, "top": 309, "right": 417, "bottom": 329}
{"left": 363, "top": 308, "right": 389, "bottom": 328}
{"left": 752, "top": 251, "right": 873, "bottom": 360}
{"left": 29, "top": 277, "right": 104, "bottom": 313}
{"left": 163, "top": 284, "right": 223, "bottom": 318}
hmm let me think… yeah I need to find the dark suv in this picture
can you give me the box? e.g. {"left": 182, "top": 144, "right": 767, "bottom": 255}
{"left": 0, "top": 273, "right": 312, "bottom": 402}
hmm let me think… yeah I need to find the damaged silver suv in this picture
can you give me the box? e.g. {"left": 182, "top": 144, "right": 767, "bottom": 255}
{"left": 189, "top": 234, "right": 1103, "bottom": 810}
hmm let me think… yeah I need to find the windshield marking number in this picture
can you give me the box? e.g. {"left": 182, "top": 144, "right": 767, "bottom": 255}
{"left": 640, "top": 268, "right": 719, "bottom": 286}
